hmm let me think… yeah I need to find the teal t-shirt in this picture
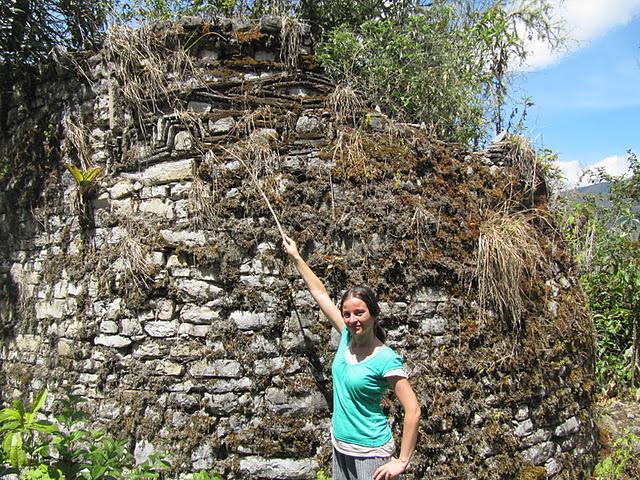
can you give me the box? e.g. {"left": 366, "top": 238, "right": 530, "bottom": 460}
{"left": 331, "top": 328, "right": 405, "bottom": 447}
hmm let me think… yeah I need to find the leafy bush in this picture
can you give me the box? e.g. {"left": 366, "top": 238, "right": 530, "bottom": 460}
{"left": 594, "top": 430, "right": 640, "bottom": 480}
{"left": 317, "top": 1, "right": 560, "bottom": 145}
{"left": 0, "top": 389, "right": 170, "bottom": 479}
{"left": 315, "top": 469, "right": 332, "bottom": 480}
{"left": 559, "top": 151, "right": 640, "bottom": 396}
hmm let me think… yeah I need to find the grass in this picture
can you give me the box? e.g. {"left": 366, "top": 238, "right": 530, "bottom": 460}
{"left": 110, "top": 216, "right": 156, "bottom": 292}
{"left": 331, "top": 128, "right": 368, "bottom": 179}
{"left": 280, "top": 17, "right": 302, "bottom": 69}
{"left": 325, "top": 84, "right": 365, "bottom": 127}
{"left": 475, "top": 208, "right": 544, "bottom": 332}
{"left": 187, "top": 176, "right": 218, "bottom": 230}
{"left": 63, "top": 115, "right": 92, "bottom": 170}
{"left": 104, "top": 23, "right": 200, "bottom": 127}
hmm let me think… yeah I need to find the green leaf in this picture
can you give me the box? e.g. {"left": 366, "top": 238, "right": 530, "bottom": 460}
{"left": 32, "top": 389, "right": 48, "bottom": 415}
{"left": 64, "top": 163, "right": 84, "bottom": 184}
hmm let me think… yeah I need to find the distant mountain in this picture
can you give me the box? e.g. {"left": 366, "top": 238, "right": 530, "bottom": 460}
{"left": 574, "top": 182, "right": 610, "bottom": 196}
{"left": 561, "top": 181, "right": 611, "bottom": 205}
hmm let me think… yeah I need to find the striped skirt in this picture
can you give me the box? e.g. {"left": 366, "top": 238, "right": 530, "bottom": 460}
{"left": 332, "top": 448, "right": 391, "bottom": 480}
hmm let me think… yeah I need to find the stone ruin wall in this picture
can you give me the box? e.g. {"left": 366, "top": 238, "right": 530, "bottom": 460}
{"left": 0, "top": 16, "right": 599, "bottom": 479}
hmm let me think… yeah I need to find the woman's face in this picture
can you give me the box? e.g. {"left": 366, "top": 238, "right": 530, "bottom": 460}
{"left": 341, "top": 297, "right": 374, "bottom": 337}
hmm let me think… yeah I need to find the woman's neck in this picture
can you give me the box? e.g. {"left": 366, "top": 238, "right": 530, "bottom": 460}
{"left": 350, "top": 331, "right": 379, "bottom": 349}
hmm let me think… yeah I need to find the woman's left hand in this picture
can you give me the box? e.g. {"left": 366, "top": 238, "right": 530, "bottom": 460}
{"left": 373, "top": 458, "right": 407, "bottom": 480}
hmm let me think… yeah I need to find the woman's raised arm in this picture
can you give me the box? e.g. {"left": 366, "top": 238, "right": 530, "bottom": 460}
{"left": 282, "top": 234, "right": 344, "bottom": 332}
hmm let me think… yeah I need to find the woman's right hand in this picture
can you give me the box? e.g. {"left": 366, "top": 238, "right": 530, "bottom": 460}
{"left": 282, "top": 234, "right": 300, "bottom": 259}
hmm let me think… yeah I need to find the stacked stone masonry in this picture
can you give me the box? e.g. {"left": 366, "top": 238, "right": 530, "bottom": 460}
{"left": 0, "top": 16, "right": 599, "bottom": 479}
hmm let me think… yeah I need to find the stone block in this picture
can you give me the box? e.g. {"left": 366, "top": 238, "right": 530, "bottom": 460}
{"left": 239, "top": 456, "right": 319, "bottom": 480}
{"left": 15, "top": 334, "right": 41, "bottom": 352}
{"left": 35, "top": 300, "right": 65, "bottom": 320}
{"left": 409, "top": 302, "right": 437, "bottom": 318}
{"left": 152, "top": 359, "right": 184, "bottom": 376}
{"left": 545, "top": 457, "right": 563, "bottom": 476}
{"left": 264, "top": 388, "right": 328, "bottom": 416}
{"left": 259, "top": 15, "right": 282, "bottom": 33}
{"left": 169, "top": 393, "right": 200, "bottom": 410}
{"left": 94, "top": 335, "right": 132, "bottom": 349}
{"left": 111, "top": 198, "right": 134, "bottom": 214}
{"left": 174, "top": 131, "right": 193, "bottom": 150}
{"left": 144, "top": 320, "right": 178, "bottom": 338}
{"left": 230, "top": 310, "right": 276, "bottom": 331}
{"left": 209, "top": 377, "right": 252, "bottom": 393}
{"left": 187, "top": 101, "right": 211, "bottom": 113}
{"left": 121, "top": 318, "right": 143, "bottom": 336}
{"left": 160, "top": 229, "right": 206, "bottom": 247}
{"left": 138, "top": 159, "right": 194, "bottom": 186}
{"left": 554, "top": 416, "right": 580, "bottom": 437}
{"left": 99, "top": 320, "right": 119, "bottom": 334}
{"left": 139, "top": 198, "right": 174, "bottom": 219}
{"left": 189, "top": 359, "right": 242, "bottom": 378}
{"left": 514, "top": 419, "right": 534, "bottom": 437}
{"left": 178, "top": 323, "right": 210, "bottom": 338}
{"left": 420, "top": 316, "right": 447, "bottom": 334}
{"left": 78, "top": 373, "right": 99, "bottom": 384}
{"left": 109, "top": 180, "right": 135, "bottom": 199}
{"left": 209, "top": 116, "right": 235, "bottom": 134}
{"left": 180, "top": 304, "right": 220, "bottom": 324}
{"left": 295, "top": 115, "right": 321, "bottom": 133}
{"left": 134, "top": 439, "right": 156, "bottom": 466}
{"left": 57, "top": 338, "right": 74, "bottom": 357}
{"left": 203, "top": 392, "right": 240, "bottom": 415}
{"left": 515, "top": 405, "right": 530, "bottom": 421}
{"left": 522, "top": 440, "right": 557, "bottom": 465}
{"left": 174, "top": 279, "right": 223, "bottom": 301}
{"left": 154, "top": 299, "right": 174, "bottom": 320}
{"left": 133, "top": 342, "right": 169, "bottom": 359}
{"left": 170, "top": 182, "right": 191, "bottom": 199}
{"left": 191, "top": 443, "right": 213, "bottom": 471}
{"left": 521, "top": 429, "right": 553, "bottom": 448}
{"left": 170, "top": 342, "right": 215, "bottom": 361}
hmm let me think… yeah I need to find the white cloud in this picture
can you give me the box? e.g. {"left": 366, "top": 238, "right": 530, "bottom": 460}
{"left": 587, "top": 154, "right": 631, "bottom": 177}
{"left": 556, "top": 159, "right": 582, "bottom": 187}
{"left": 556, "top": 154, "right": 630, "bottom": 187}
{"left": 520, "top": 0, "right": 640, "bottom": 70}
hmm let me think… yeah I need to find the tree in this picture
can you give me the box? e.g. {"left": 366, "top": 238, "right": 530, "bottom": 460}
{"left": 0, "top": 0, "right": 106, "bottom": 128}
{"left": 316, "top": 0, "right": 561, "bottom": 144}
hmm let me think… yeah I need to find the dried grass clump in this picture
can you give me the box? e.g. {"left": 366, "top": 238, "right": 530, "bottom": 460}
{"left": 63, "top": 115, "right": 92, "bottom": 169}
{"left": 110, "top": 217, "right": 156, "bottom": 292}
{"left": 326, "top": 84, "right": 365, "bottom": 127}
{"left": 236, "top": 106, "right": 276, "bottom": 137}
{"left": 280, "top": 17, "right": 302, "bottom": 69}
{"left": 475, "top": 209, "right": 544, "bottom": 332}
{"left": 105, "top": 23, "right": 199, "bottom": 123}
{"left": 187, "top": 176, "right": 218, "bottom": 229}
{"left": 221, "top": 141, "right": 285, "bottom": 238}
{"left": 331, "top": 128, "right": 369, "bottom": 178}
{"left": 411, "top": 205, "right": 436, "bottom": 253}
{"left": 504, "top": 135, "right": 539, "bottom": 194}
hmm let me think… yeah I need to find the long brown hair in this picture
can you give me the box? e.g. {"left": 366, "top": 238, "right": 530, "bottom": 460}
{"left": 340, "top": 285, "right": 386, "bottom": 342}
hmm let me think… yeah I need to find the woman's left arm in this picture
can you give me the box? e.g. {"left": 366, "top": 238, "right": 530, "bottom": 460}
{"left": 373, "top": 378, "right": 421, "bottom": 480}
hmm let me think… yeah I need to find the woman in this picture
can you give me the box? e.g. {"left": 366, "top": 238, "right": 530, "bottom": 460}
{"left": 282, "top": 234, "right": 421, "bottom": 480}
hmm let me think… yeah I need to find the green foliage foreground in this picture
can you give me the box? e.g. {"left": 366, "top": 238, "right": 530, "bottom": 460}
{"left": 0, "top": 389, "right": 221, "bottom": 480}
{"left": 560, "top": 151, "right": 640, "bottom": 397}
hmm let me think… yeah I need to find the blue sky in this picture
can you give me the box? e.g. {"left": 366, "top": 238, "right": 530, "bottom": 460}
{"left": 514, "top": 0, "right": 640, "bottom": 187}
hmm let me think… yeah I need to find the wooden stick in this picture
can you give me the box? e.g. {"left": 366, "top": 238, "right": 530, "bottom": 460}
{"left": 220, "top": 145, "right": 286, "bottom": 240}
